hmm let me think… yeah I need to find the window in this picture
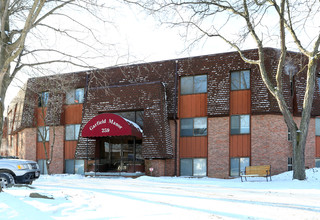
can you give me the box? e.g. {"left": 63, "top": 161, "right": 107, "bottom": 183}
{"left": 180, "top": 117, "right": 207, "bottom": 137}
{"left": 181, "top": 75, "right": 207, "bottom": 95}
{"left": 38, "top": 160, "right": 48, "bottom": 174}
{"left": 113, "top": 111, "right": 144, "bottom": 129}
{"left": 230, "top": 115, "right": 250, "bottom": 134}
{"left": 38, "top": 126, "right": 49, "bottom": 142}
{"left": 65, "top": 124, "right": 81, "bottom": 141}
{"left": 38, "top": 91, "right": 49, "bottom": 107}
{"left": 288, "top": 157, "right": 293, "bottom": 171}
{"left": 65, "top": 159, "right": 85, "bottom": 174}
{"left": 230, "top": 157, "right": 250, "bottom": 177}
{"left": 180, "top": 158, "right": 207, "bottom": 176}
{"left": 316, "top": 158, "right": 320, "bottom": 168}
{"left": 66, "top": 88, "right": 84, "bottom": 104}
{"left": 316, "top": 117, "right": 320, "bottom": 136}
{"left": 288, "top": 129, "right": 292, "bottom": 141}
{"left": 317, "top": 77, "right": 320, "bottom": 93}
{"left": 231, "top": 70, "right": 250, "bottom": 90}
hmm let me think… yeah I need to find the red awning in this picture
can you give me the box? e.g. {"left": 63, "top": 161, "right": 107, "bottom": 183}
{"left": 81, "top": 113, "right": 142, "bottom": 139}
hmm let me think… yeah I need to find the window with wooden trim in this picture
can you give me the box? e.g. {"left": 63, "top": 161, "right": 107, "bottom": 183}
{"left": 230, "top": 157, "right": 250, "bottom": 177}
{"left": 180, "top": 75, "right": 207, "bottom": 95}
{"left": 316, "top": 117, "right": 320, "bottom": 136}
{"left": 38, "top": 91, "right": 49, "bottom": 107}
{"left": 66, "top": 88, "right": 84, "bottom": 104}
{"left": 316, "top": 158, "right": 320, "bottom": 168}
{"left": 37, "top": 126, "right": 49, "bottom": 142}
{"left": 180, "top": 158, "right": 207, "bottom": 176}
{"left": 180, "top": 117, "right": 207, "bottom": 137}
{"left": 65, "top": 124, "right": 81, "bottom": 141}
{"left": 230, "top": 115, "right": 250, "bottom": 134}
{"left": 231, "top": 70, "right": 250, "bottom": 90}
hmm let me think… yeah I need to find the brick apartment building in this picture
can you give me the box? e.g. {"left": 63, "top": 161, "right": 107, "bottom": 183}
{"left": 1, "top": 48, "right": 320, "bottom": 178}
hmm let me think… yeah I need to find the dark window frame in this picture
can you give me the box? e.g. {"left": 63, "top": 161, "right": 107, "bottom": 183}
{"left": 66, "top": 88, "right": 84, "bottom": 104}
{"left": 65, "top": 124, "right": 81, "bottom": 141}
{"left": 230, "top": 115, "right": 250, "bottom": 135}
{"left": 180, "top": 117, "right": 207, "bottom": 137}
{"left": 230, "top": 157, "right": 250, "bottom": 177}
{"left": 180, "top": 74, "right": 207, "bottom": 95}
{"left": 316, "top": 117, "right": 320, "bottom": 136}
{"left": 37, "top": 126, "right": 49, "bottom": 142}
{"left": 231, "top": 70, "right": 250, "bottom": 91}
{"left": 38, "top": 91, "right": 49, "bottom": 107}
{"left": 180, "top": 158, "right": 207, "bottom": 176}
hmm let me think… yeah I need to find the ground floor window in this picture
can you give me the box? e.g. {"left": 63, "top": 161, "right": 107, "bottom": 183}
{"left": 230, "top": 157, "right": 250, "bottom": 177}
{"left": 65, "top": 160, "right": 85, "bottom": 174}
{"left": 316, "top": 158, "right": 320, "bottom": 168}
{"left": 38, "top": 159, "right": 48, "bottom": 174}
{"left": 288, "top": 157, "right": 293, "bottom": 171}
{"left": 180, "top": 158, "right": 207, "bottom": 176}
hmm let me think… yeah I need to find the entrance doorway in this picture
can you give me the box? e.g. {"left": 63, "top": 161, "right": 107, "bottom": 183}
{"left": 96, "top": 137, "right": 144, "bottom": 172}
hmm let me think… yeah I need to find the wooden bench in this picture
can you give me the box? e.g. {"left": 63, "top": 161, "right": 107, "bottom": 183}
{"left": 240, "top": 165, "right": 272, "bottom": 182}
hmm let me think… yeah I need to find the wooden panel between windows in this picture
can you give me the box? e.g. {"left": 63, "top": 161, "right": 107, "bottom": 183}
{"left": 179, "top": 94, "right": 207, "bottom": 118}
{"left": 36, "top": 107, "right": 47, "bottom": 127}
{"left": 65, "top": 141, "right": 77, "bottom": 159}
{"left": 62, "top": 104, "right": 83, "bottom": 124}
{"left": 230, "top": 90, "right": 251, "bottom": 115}
{"left": 180, "top": 136, "right": 207, "bottom": 158}
{"left": 37, "top": 142, "right": 50, "bottom": 160}
{"left": 316, "top": 136, "right": 320, "bottom": 157}
{"left": 229, "top": 134, "right": 251, "bottom": 157}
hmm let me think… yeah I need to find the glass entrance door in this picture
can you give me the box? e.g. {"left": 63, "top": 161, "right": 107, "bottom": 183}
{"left": 98, "top": 137, "right": 143, "bottom": 172}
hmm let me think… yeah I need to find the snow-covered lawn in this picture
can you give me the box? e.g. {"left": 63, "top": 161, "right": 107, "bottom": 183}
{"left": 1, "top": 169, "right": 320, "bottom": 220}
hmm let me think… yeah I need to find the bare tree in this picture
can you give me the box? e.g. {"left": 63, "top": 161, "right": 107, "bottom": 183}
{"left": 32, "top": 74, "right": 78, "bottom": 174}
{"left": 125, "top": 0, "right": 320, "bottom": 180}
{"left": 0, "top": 0, "right": 112, "bottom": 146}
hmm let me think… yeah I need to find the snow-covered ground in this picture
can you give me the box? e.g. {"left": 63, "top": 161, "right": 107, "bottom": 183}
{"left": 1, "top": 169, "right": 320, "bottom": 220}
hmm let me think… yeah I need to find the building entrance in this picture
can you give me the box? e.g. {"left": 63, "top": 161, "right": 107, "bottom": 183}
{"left": 96, "top": 137, "right": 144, "bottom": 172}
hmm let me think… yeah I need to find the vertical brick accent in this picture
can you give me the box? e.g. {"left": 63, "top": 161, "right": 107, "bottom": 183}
{"left": 208, "top": 117, "right": 230, "bottom": 178}
{"left": 48, "top": 126, "right": 65, "bottom": 174}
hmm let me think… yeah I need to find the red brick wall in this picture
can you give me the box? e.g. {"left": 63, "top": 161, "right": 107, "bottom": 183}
{"left": 251, "top": 115, "right": 315, "bottom": 175}
{"left": 24, "top": 128, "right": 37, "bottom": 161}
{"left": 208, "top": 117, "right": 230, "bottom": 178}
{"left": 48, "top": 126, "right": 65, "bottom": 174}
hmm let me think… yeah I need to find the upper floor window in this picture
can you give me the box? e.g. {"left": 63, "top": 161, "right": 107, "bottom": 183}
{"left": 230, "top": 115, "right": 250, "bottom": 134}
{"left": 66, "top": 88, "right": 84, "bottom": 104}
{"left": 38, "top": 126, "right": 49, "bottom": 142}
{"left": 38, "top": 91, "right": 49, "bottom": 107}
{"left": 65, "top": 124, "right": 81, "bottom": 141}
{"left": 317, "top": 77, "right": 320, "bottom": 93}
{"left": 316, "top": 117, "right": 320, "bottom": 136}
{"left": 113, "top": 111, "right": 144, "bottom": 129}
{"left": 180, "top": 117, "right": 207, "bottom": 137}
{"left": 231, "top": 70, "right": 250, "bottom": 90}
{"left": 181, "top": 75, "right": 207, "bottom": 95}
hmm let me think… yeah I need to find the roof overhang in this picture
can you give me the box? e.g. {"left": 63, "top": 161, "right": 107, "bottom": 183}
{"left": 81, "top": 113, "right": 142, "bottom": 139}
